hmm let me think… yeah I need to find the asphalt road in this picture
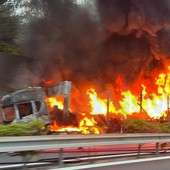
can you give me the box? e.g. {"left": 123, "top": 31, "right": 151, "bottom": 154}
{"left": 47, "top": 156, "right": 170, "bottom": 170}
{"left": 78, "top": 157, "right": 170, "bottom": 170}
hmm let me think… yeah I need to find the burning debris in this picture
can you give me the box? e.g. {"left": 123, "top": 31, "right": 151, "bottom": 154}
{"left": 48, "top": 65, "right": 170, "bottom": 133}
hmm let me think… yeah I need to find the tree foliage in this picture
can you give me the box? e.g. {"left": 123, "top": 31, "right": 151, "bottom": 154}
{"left": 0, "top": 0, "right": 22, "bottom": 55}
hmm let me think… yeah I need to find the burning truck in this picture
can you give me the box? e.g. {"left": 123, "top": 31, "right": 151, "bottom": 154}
{"left": 2, "top": 66, "right": 170, "bottom": 135}
{"left": 0, "top": 80, "right": 118, "bottom": 134}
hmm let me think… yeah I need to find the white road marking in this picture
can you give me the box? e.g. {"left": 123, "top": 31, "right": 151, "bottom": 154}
{"left": 52, "top": 156, "right": 170, "bottom": 170}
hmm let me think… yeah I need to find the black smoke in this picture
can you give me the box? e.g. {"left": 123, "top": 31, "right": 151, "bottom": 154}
{"left": 22, "top": 0, "right": 170, "bottom": 90}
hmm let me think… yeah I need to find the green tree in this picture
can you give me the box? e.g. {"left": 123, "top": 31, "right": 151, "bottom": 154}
{"left": 0, "top": 0, "right": 22, "bottom": 55}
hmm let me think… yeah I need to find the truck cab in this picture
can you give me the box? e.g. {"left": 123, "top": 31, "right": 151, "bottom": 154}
{"left": 0, "top": 87, "right": 51, "bottom": 125}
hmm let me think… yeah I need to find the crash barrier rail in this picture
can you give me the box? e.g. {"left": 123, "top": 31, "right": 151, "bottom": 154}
{"left": 1, "top": 133, "right": 170, "bottom": 168}
{"left": 1, "top": 133, "right": 170, "bottom": 153}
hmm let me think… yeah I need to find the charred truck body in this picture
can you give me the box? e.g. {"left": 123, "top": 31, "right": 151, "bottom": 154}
{"left": 0, "top": 81, "right": 73, "bottom": 127}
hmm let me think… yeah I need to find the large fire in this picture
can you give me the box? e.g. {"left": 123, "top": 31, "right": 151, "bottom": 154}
{"left": 48, "top": 66, "right": 170, "bottom": 134}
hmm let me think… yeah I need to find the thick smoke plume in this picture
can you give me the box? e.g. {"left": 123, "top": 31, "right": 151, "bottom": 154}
{"left": 22, "top": 0, "right": 170, "bottom": 91}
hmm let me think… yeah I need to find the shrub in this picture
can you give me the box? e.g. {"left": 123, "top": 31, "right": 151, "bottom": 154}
{"left": 160, "top": 122, "right": 170, "bottom": 133}
{"left": 123, "top": 118, "right": 161, "bottom": 133}
{"left": 0, "top": 121, "right": 44, "bottom": 136}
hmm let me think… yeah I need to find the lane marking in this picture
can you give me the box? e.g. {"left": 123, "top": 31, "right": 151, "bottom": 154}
{"left": 51, "top": 156, "right": 170, "bottom": 170}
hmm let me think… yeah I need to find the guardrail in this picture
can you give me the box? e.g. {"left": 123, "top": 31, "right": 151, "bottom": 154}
{"left": 1, "top": 133, "right": 170, "bottom": 152}
{"left": 1, "top": 133, "right": 170, "bottom": 168}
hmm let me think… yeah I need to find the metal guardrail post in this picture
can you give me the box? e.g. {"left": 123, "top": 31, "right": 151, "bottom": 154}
{"left": 59, "top": 148, "right": 64, "bottom": 167}
{"left": 156, "top": 143, "right": 159, "bottom": 156}
{"left": 22, "top": 152, "right": 28, "bottom": 170}
{"left": 137, "top": 143, "right": 142, "bottom": 158}
{"left": 87, "top": 147, "right": 95, "bottom": 164}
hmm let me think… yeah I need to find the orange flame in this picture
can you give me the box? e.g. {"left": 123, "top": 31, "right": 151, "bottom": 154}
{"left": 79, "top": 114, "right": 100, "bottom": 134}
{"left": 85, "top": 66, "right": 170, "bottom": 119}
{"left": 48, "top": 66, "right": 170, "bottom": 134}
{"left": 50, "top": 121, "right": 81, "bottom": 133}
{"left": 87, "top": 89, "right": 116, "bottom": 115}
{"left": 47, "top": 97, "right": 63, "bottom": 110}
{"left": 50, "top": 116, "right": 100, "bottom": 134}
